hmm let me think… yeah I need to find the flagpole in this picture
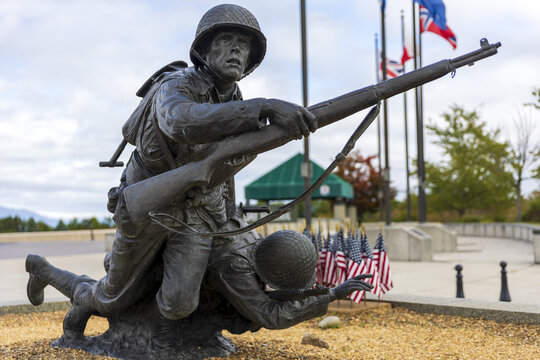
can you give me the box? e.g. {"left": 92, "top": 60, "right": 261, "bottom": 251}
{"left": 380, "top": 1, "right": 391, "bottom": 226}
{"left": 375, "top": 33, "right": 384, "bottom": 222}
{"left": 401, "top": 10, "right": 411, "bottom": 222}
{"left": 300, "top": 0, "right": 312, "bottom": 228}
{"left": 417, "top": 3, "right": 426, "bottom": 223}
{"left": 412, "top": 0, "right": 426, "bottom": 223}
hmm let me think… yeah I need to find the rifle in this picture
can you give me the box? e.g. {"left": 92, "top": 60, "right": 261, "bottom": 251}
{"left": 123, "top": 38, "right": 501, "bottom": 225}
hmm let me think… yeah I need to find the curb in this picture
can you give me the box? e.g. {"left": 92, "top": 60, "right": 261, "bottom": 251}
{"left": 367, "top": 293, "right": 540, "bottom": 325}
{"left": 0, "top": 301, "right": 70, "bottom": 316}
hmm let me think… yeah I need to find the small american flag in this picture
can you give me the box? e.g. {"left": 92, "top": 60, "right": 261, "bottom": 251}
{"left": 346, "top": 230, "right": 369, "bottom": 303}
{"left": 373, "top": 230, "right": 393, "bottom": 294}
{"left": 360, "top": 230, "right": 382, "bottom": 297}
{"left": 316, "top": 226, "right": 326, "bottom": 284}
{"left": 334, "top": 229, "right": 348, "bottom": 286}
{"left": 323, "top": 233, "right": 336, "bottom": 286}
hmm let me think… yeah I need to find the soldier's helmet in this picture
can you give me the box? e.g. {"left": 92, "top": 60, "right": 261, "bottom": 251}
{"left": 253, "top": 230, "right": 317, "bottom": 290}
{"left": 190, "top": 4, "right": 267, "bottom": 78}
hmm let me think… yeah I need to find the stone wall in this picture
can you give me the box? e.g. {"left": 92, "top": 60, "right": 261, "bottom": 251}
{"left": 449, "top": 223, "right": 540, "bottom": 243}
{"left": 0, "top": 229, "right": 115, "bottom": 243}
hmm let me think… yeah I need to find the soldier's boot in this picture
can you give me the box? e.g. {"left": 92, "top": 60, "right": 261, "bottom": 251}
{"left": 62, "top": 281, "right": 98, "bottom": 341}
{"left": 25, "top": 254, "right": 94, "bottom": 306}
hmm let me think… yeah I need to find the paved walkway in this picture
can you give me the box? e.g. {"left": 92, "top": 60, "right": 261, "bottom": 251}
{"left": 1, "top": 236, "right": 539, "bottom": 307}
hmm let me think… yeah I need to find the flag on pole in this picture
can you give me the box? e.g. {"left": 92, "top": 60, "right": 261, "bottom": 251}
{"left": 401, "top": 24, "right": 414, "bottom": 64}
{"left": 416, "top": 0, "right": 457, "bottom": 49}
{"left": 346, "top": 230, "right": 369, "bottom": 303}
{"left": 379, "top": 57, "right": 404, "bottom": 78}
{"left": 334, "top": 229, "right": 348, "bottom": 286}
{"left": 323, "top": 233, "right": 336, "bottom": 286}
{"left": 316, "top": 226, "right": 326, "bottom": 284}
{"left": 415, "top": 0, "right": 448, "bottom": 30}
{"left": 373, "top": 230, "right": 394, "bottom": 294}
{"left": 360, "top": 230, "right": 382, "bottom": 297}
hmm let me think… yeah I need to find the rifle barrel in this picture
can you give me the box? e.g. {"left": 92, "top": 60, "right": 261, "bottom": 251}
{"left": 123, "top": 39, "right": 501, "bottom": 225}
{"left": 311, "top": 38, "right": 501, "bottom": 129}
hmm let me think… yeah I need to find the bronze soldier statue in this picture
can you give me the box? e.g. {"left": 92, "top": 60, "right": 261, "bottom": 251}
{"left": 27, "top": 3, "right": 319, "bottom": 335}
{"left": 24, "top": 3, "right": 501, "bottom": 358}
{"left": 25, "top": 5, "right": 373, "bottom": 358}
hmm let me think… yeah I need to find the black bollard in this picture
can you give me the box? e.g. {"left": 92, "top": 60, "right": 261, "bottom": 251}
{"left": 499, "top": 261, "right": 511, "bottom": 302}
{"left": 455, "top": 264, "right": 464, "bottom": 298}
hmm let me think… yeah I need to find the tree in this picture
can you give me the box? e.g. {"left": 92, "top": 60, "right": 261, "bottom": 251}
{"left": 55, "top": 220, "right": 68, "bottom": 231}
{"left": 524, "top": 191, "right": 540, "bottom": 222}
{"left": 334, "top": 150, "right": 396, "bottom": 221}
{"left": 425, "top": 105, "right": 514, "bottom": 218}
{"left": 524, "top": 87, "right": 540, "bottom": 110}
{"left": 507, "top": 109, "right": 539, "bottom": 221}
{"left": 524, "top": 87, "right": 540, "bottom": 180}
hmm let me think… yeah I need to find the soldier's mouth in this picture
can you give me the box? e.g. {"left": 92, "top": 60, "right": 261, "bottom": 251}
{"left": 226, "top": 58, "right": 241, "bottom": 66}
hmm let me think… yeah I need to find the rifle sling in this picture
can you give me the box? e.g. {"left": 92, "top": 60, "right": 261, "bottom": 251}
{"left": 149, "top": 104, "right": 381, "bottom": 238}
{"left": 151, "top": 117, "right": 177, "bottom": 170}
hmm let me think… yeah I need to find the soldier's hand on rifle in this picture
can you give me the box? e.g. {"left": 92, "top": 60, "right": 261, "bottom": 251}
{"left": 261, "top": 99, "right": 317, "bottom": 140}
{"left": 329, "top": 274, "right": 373, "bottom": 300}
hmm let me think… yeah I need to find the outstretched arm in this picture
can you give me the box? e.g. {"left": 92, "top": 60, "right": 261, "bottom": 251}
{"left": 267, "top": 274, "right": 374, "bottom": 302}
{"left": 155, "top": 77, "right": 317, "bottom": 145}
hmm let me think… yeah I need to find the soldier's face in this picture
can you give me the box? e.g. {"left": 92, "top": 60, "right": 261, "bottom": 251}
{"left": 205, "top": 29, "right": 251, "bottom": 83}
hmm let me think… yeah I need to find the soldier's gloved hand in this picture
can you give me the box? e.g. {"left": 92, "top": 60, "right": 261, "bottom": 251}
{"left": 261, "top": 99, "right": 318, "bottom": 139}
{"left": 329, "top": 274, "right": 374, "bottom": 300}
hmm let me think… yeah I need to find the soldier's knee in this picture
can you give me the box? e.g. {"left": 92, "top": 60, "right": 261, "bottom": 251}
{"left": 158, "top": 300, "right": 198, "bottom": 320}
{"left": 157, "top": 290, "right": 199, "bottom": 320}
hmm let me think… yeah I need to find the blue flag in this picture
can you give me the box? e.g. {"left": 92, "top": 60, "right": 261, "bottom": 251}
{"left": 415, "top": 0, "right": 448, "bottom": 30}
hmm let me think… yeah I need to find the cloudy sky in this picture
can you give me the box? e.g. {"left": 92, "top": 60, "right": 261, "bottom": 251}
{"left": 1, "top": 0, "right": 539, "bottom": 220}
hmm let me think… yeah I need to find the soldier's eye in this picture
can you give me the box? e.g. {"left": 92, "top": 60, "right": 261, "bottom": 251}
{"left": 219, "top": 35, "right": 231, "bottom": 43}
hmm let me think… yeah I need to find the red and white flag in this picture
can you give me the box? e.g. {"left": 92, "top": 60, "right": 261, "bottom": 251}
{"left": 373, "top": 231, "right": 393, "bottom": 294}
{"left": 333, "top": 229, "right": 348, "bottom": 286}
{"left": 316, "top": 227, "right": 327, "bottom": 285}
{"left": 323, "top": 236, "right": 336, "bottom": 286}
{"left": 401, "top": 26, "right": 414, "bottom": 64}
{"left": 346, "top": 232, "right": 369, "bottom": 303}
{"left": 360, "top": 231, "right": 382, "bottom": 297}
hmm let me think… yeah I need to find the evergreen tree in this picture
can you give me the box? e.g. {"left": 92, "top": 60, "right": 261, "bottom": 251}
{"left": 55, "top": 219, "right": 68, "bottom": 231}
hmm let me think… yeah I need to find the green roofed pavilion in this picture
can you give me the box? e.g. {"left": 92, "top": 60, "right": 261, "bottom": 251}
{"left": 245, "top": 153, "right": 353, "bottom": 201}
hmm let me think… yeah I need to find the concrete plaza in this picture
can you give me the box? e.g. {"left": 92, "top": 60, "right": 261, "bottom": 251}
{"left": 1, "top": 234, "right": 539, "bottom": 307}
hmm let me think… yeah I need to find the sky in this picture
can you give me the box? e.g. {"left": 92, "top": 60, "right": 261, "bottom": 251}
{"left": 1, "top": 0, "right": 539, "bottom": 220}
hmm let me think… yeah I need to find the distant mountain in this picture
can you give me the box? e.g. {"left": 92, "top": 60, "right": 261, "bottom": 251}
{"left": 0, "top": 206, "right": 59, "bottom": 227}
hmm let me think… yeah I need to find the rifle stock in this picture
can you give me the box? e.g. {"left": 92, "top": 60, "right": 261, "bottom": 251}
{"left": 124, "top": 38, "right": 501, "bottom": 224}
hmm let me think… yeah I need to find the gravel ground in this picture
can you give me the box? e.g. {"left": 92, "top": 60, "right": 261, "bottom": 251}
{"left": 1, "top": 306, "right": 539, "bottom": 359}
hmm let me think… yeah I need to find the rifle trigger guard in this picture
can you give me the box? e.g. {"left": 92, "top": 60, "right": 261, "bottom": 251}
{"left": 451, "top": 70, "right": 456, "bottom": 78}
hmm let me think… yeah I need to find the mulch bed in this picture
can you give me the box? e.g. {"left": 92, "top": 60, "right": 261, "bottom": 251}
{"left": 1, "top": 305, "right": 538, "bottom": 359}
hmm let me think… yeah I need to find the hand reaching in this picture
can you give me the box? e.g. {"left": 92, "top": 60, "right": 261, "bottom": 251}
{"left": 261, "top": 99, "right": 317, "bottom": 139}
{"left": 330, "top": 274, "right": 374, "bottom": 300}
